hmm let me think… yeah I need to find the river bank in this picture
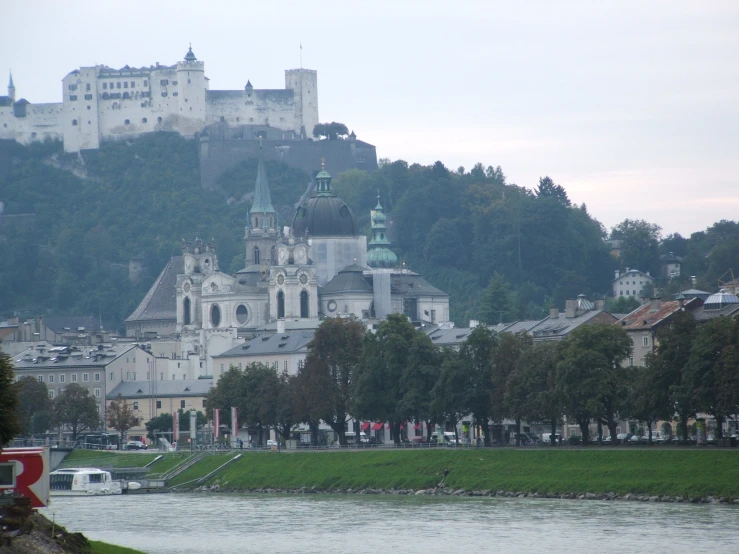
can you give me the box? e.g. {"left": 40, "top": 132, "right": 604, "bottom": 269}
{"left": 160, "top": 448, "right": 739, "bottom": 500}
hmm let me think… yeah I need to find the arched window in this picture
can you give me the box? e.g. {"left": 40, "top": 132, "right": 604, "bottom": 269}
{"left": 236, "top": 304, "right": 248, "bottom": 325}
{"left": 277, "top": 291, "right": 285, "bottom": 319}
{"left": 253, "top": 246, "right": 260, "bottom": 265}
{"left": 183, "top": 297, "right": 191, "bottom": 325}
{"left": 300, "top": 291, "right": 309, "bottom": 318}
{"left": 210, "top": 304, "right": 221, "bottom": 328}
{"left": 271, "top": 246, "right": 277, "bottom": 265}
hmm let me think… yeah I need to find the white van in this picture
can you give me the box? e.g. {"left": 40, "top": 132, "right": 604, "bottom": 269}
{"left": 541, "top": 433, "right": 561, "bottom": 444}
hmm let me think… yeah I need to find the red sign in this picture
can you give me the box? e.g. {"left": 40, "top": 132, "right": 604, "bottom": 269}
{"left": 0, "top": 448, "right": 49, "bottom": 508}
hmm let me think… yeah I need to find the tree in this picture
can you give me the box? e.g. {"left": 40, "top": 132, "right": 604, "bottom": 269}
{"left": 106, "top": 394, "right": 141, "bottom": 441}
{"left": 625, "top": 365, "right": 666, "bottom": 443}
{"left": 353, "top": 314, "right": 419, "bottom": 444}
{"left": 478, "top": 273, "right": 514, "bottom": 324}
{"left": 14, "top": 376, "right": 51, "bottom": 436}
{"left": 240, "top": 363, "right": 281, "bottom": 446}
{"left": 312, "top": 122, "right": 349, "bottom": 140}
{"left": 492, "top": 333, "right": 532, "bottom": 444}
{"left": 0, "top": 354, "right": 21, "bottom": 447}
{"left": 505, "top": 342, "right": 562, "bottom": 445}
{"left": 274, "top": 370, "right": 299, "bottom": 444}
{"left": 535, "top": 176, "right": 570, "bottom": 206}
{"left": 557, "top": 324, "right": 633, "bottom": 443}
{"left": 645, "top": 311, "right": 697, "bottom": 441}
{"left": 299, "top": 317, "right": 365, "bottom": 446}
{"left": 611, "top": 219, "right": 661, "bottom": 276}
{"left": 396, "top": 330, "right": 442, "bottom": 435}
{"left": 459, "top": 326, "right": 497, "bottom": 445}
{"left": 685, "top": 316, "right": 739, "bottom": 439}
{"left": 52, "top": 384, "right": 101, "bottom": 439}
{"left": 145, "top": 411, "right": 206, "bottom": 442}
{"left": 430, "top": 348, "right": 468, "bottom": 443}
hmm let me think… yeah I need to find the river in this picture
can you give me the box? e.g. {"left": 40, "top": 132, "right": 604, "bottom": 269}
{"left": 41, "top": 493, "right": 739, "bottom": 554}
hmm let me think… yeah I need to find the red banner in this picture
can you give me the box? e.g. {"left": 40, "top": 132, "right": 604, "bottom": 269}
{"left": 173, "top": 411, "right": 180, "bottom": 441}
{"left": 214, "top": 409, "right": 220, "bottom": 438}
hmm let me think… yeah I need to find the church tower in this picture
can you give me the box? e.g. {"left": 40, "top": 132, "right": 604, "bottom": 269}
{"left": 366, "top": 193, "right": 398, "bottom": 269}
{"left": 8, "top": 72, "right": 15, "bottom": 102}
{"left": 244, "top": 139, "right": 280, "bottom": 267}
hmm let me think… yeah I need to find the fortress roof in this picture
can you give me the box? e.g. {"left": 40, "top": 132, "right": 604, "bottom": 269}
{"left": 125, "top": 256, "right": 183, "bottom": 323}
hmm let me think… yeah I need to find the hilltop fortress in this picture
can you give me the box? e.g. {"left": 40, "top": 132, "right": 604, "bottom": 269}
{"left": 0, "top": 46, "right": 318, "bottom": 153}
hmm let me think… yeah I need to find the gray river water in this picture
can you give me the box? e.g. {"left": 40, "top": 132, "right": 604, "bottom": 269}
{"left": 41, "top": 493, "right": 739, "bottom": 554}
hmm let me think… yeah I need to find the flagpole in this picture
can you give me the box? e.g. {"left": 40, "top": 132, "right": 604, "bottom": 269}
{"left": 300, "top": 43, "right": 303, "bottom": 69}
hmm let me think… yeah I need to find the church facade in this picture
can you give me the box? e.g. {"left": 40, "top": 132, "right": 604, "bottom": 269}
{"left": 125, "top": 151, "right": 449, "bottom": 377}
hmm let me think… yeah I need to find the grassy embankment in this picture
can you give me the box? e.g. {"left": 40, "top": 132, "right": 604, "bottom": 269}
{"left": 63, "top": 448, "right": 739, "bottom": 499}
{"left": 60, "top": 450, "right": 191, "bottom": 476}
{"left": 89, "top": 541, "right": 147, "bottom": 553}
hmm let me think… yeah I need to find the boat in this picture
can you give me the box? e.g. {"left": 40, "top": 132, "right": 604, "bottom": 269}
{"left": 49, "top": 467, "right": 128, "bottom": 496}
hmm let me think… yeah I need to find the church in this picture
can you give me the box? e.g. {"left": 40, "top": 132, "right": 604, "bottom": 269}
{"left": 125, "top": 148, "right": 450, "bottom": 377}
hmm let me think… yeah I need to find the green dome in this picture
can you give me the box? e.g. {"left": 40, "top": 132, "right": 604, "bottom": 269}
{"left": 367, "top": 247, "right": 398, "bottom": 268}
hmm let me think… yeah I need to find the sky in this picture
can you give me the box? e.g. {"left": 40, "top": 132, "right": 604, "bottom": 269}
{"left": 2, "top": 1, "right": 738, "bottom": 236}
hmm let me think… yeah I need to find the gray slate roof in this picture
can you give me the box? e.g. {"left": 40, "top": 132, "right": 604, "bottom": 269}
{"left": 527, "top": 310, "right": 615, "bottom": 339}
{"left": 390, "top": 273, "right": 447, "bottom": 298}
{"left": 126, "top": 256, "right": 183, "bottom": 322}
{"left": 43, "top": 316, "right": 102, "bottom": 334}
{"left": 215, "top": 331, "right": 315, "bottom": 357}
{"left": 425, "top": 327, "right": 476, "bottom": 347}
{"left": 107, "top": 378, "right": 213, "bottom": 400}
{"left": 12, "top": 344, "right": 141, "bottom": 370}
{"left": 691, "top": 303, "right": 739, "bottom": 322}
{"left": 322, "top": 265, "right": 373, "bottom": 294}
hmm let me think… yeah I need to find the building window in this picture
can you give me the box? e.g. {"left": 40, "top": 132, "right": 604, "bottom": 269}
{"left": 277, "top": 291, "right": 285, "bottom": 319}
{"left": 161, "top": 92, "right": 168, "bottom": 97}
{"left": 625, "top": 290, "right": 630, "bottom": 296}
{"left": 133, "top": 372, "right": 136, "bottom": 380}
{"left": 211, "top": 304, "right": 221, "bottom": 327}
{"left": 236, "top": 304, "right": 248, "bottom": 325}
{"left": 273, "top": 361, "right": 278, "bottom": 370}
{"left": 156, "top": 400, "right": 161, "bottom": 409}
{"left": 94, "top": 388, "right": 101, "bottom": 398}
{"left": 60, "top": 374, "right": 65, "bottom": 383}
{"left": 144, "top": 80, "right": 148, "bottom": 86}
{"left": 71, "top": 374, "right": 77, "bottom": 382}
{"left": 300, "top": 291, "right": 309, "bottom": 318}
{"left": 643, "top": 336, "right": 650, "bottom": 347}
{"left": 160, "top": 373, "right": 164, "bottom": 381}
{"left": 130, "top": 81, "right": 135, "bottom": 88}
{"left": 180, "top": 400, "right": 186, "bottom": 409}
{"left": 142, "top": 117, "right": 147, "bottom": 123}
{"left": 298, "top": 359, "right": 304, "bottom": 370}
{"left": 68, "top": 84, "right": 77, "bottom": 91}
{"left": 49, "top": 390, "right": 54, "bottom": 399}
{"left": 629, "top": 357, "right": 634, "bottom": 366}
{"left": 72, "top": 119, "right": 78, "bottom": 126}
{"left": 133, "top": 401, "right": 139, "bottom": 410}
{"left": 49, "top": 375, "right": 54, "bottom": 383}
{"left": 103, "top": 83, "right": 107, "bottom": 90}
{"left": 183, "top": 297, "right": 191, "bottom": 325}
{"left": 161, "top": 79, "right": 168, "bottom": 86}
{"left": 110, "top": 372, "right": 114, "bottom": 381}
{"left": 84, "top": 94, "right": 92, "bottom": 100}
{"left": 202, "top": 399, "right": 207, "bottom": 408}
{"left": 172, "top": 81, "right": 178, "bottom": 86}
{"left": 284, "top": 360, "right": 287, "bottom": 371}
{"left": 124, "top": 119, "right": 130, "bottom": 125}
{"left": 157, "top": 116, "right": 162, "bottom": 123}
{"left": 238, "top": 362, "right": 242, "bottom": 370}
{"left": 38, "top": 375, "right": 43, "bottom": 383}
{"left": 83, "top": 373, "right": 89, "bottom": 382}
{"left": 94, "top": 373, "right": 100, "bottom": 381}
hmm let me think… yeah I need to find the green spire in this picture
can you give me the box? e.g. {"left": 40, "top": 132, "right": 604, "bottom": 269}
{"left": 315, "top": 157, "right": 334, "bottom": 196}
{"left": 249, "top": 137, "right": 276, "bottom": 228}
{"left": 367, "top": 192, "right": 398, "bottom": 268}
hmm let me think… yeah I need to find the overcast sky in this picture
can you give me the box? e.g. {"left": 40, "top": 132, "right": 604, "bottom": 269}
{"left": 3, "top": 1, "right": 738, "bottom": 237}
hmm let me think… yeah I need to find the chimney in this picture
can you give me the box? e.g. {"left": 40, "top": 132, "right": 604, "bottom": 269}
{"left": 595, "top": 299, "right": 605, "bottom": 310}
{"left": 565, "top": 299, "right": 577, "bottom": 318}
{"left": 469, "top": 319, "right": 480, "bottom": 328}
{"left": 276, "top": 318, "right": 285, "bottom": 334}
{"left": 614, "top": 270, "right": 620, "bottom": 279}
{"left": 625, "top": 267, "right": 630, "bottom": 273}
{"left": 549, "top": 306, "right": 559, "bottom": 319}
{"left": 650, "top": 297, "right": 661, "bottom": 311}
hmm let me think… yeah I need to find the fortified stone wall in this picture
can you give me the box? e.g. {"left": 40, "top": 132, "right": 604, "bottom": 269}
{"left": 199, "top": 136, "right": 378, "bottom": 189}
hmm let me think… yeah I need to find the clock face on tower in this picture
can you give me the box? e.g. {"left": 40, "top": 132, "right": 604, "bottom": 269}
{"left": 299, "top": 273, "right": 308, "bottom": 285}
{"left": 183, "top": 282, "right": 191, "bottom": 293}
{"left": 277, "top": 274, "right": 285, "bottom": 285}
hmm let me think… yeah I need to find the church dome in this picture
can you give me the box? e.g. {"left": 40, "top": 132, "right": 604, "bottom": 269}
{"left": 291, "top": 162, "right": 358, "bottom": 237}
{"left": 292, "top": 196, "right": 358, "bottom": 237}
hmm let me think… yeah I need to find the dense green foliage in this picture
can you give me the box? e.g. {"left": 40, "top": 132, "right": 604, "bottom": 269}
{"left": 0, "top": 353, "right": 21, "bottom": 446}
{"left": 3, "top": 134, "right": 739, "bottom": 330}
{"left": 164, "top": 449, "right": 739, "bottom": 498}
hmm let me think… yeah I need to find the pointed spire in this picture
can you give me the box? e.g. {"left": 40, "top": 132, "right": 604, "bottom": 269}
{"left": 184, "top": 44, "right": 197, "bottom": 62}
{"left": 7, "top": 71, "right": 15, "bottom": 101}
{"left": 8, "top": 71, "right": 14, "bottom": 88}
{"left": 249, "top": 136, "right": 276, "bottom": 226}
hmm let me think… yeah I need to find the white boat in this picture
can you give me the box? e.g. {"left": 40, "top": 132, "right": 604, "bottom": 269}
{"left": 50, "top": 467, "right": 123, "bottom": 496}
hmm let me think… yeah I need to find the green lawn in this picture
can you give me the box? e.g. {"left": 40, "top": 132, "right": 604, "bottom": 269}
{"left": 180, "top": 449, "right": 739, "bottom": 498}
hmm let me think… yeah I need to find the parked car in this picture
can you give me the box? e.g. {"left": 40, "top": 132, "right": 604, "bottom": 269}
{"left": 411, "top": 436, "right": 428, "bottom": 445}
{"left": 602, "top": 436, "right": 612, "bottom": 445}
{"left": 629, "top": 434, "right": 641, "bottom": 444}
{"left": 616, "top": 433, "right": 630, "bottom": 445}
{"left": 266, "top": 440, "right": 279, "bottom": 447}
{"left": 125, "top": 440, "right": 147, "bottom": 450}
